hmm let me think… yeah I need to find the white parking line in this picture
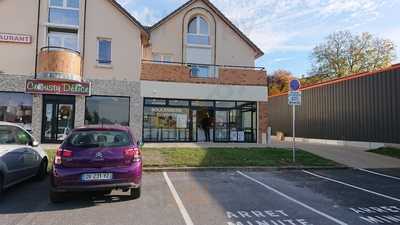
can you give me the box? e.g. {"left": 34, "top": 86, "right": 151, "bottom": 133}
{"left": 163, "top": 172, "right": 194, "bottom": 225}
{"left": 237, "top": 171, "right": 349, "bottom": 225}
{"left": 303, "top": 170, "right": 400, "bottom": 203}
{"left": 357, "top": 168, "right": 400, "bottom": 181}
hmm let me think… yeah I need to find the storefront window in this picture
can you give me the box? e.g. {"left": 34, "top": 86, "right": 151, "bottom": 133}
{"left": 143, "top": 98, "right": 257, "bottom": 143}
{"left": 144, "top": 98, "right": 167, "bottom": 105}
{"left": 216, "top": 101, "right": 236, "bottom": 108}
{"left": 143, "top": 107, "right": 190, "bottom": 142}
{"left": 0, "top": 92, "right": 33, "bottom": 132}
{"left": 168, "top": 100, "right": 189, "bottom": 106}
{"left": 191, "top": 100, "right": 213, "bottom": 107}
{"left": 85, "top": 96, "right": 129, "bottom": 126}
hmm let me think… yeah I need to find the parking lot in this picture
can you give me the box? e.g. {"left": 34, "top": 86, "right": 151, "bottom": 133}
{"left": 1, "top": 168, "right": 400, "bottom": 225}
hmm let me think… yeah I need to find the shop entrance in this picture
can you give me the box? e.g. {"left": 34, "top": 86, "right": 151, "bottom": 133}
{"left": 192, "top": 107, "right": 214, "bottom": 142}
{"left": 42, "top": 95, "right": 75, "bottom": 143}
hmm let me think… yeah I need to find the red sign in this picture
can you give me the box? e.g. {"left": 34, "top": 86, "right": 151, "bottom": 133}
{"left": 0, "top": 33, "right": 32, "bottom": 44}
{"left": 26, "top": 79, "right": 91, "bottom": 96}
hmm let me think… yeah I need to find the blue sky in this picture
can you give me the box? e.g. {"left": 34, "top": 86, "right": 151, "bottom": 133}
{"left": 118, "top": 0, "right": 400, "bottom": 77}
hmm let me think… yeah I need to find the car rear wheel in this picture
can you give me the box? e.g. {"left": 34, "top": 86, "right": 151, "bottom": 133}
{"left": 49, "top": 190, "right": 65, "bottom": 203}
{"left": 35, "top": 159, "right": 48, "bottom": 181}
{"left": 129, "top": 187, "right": 141, "bottom": 200}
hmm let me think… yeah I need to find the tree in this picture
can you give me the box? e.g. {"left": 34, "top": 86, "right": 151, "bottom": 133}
{"left": 311, "top": 31, "right": 396, "bottom": 78}
{"left": 268, "top": 70, "right": 293, "bottom": 95}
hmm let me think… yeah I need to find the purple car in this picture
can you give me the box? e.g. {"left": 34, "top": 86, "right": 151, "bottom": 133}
{"left": 49, "top": 126, "right": 142, "bottom": 203}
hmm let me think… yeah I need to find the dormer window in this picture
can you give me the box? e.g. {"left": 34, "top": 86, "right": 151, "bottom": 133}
{"left": 187, "top": 16, "right": 209, "bottom": 46}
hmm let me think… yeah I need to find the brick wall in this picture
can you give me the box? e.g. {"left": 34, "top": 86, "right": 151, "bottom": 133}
{"left": 141, "top": 62, "right": 267, "bottom": 86}
{"left": 258, "top": 102, "right": 268, "bottom": 144}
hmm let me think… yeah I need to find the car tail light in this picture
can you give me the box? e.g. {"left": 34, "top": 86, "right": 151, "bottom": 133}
{"left": 124, "top": 147, "right": 141, "bottom": 162}
{"left": 55, "top": 148, "right": 73, "bottom": 165}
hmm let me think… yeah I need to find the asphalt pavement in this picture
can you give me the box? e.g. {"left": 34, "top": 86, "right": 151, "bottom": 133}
{"left": 1, "top": 168, "right": 400, "bottom": 225}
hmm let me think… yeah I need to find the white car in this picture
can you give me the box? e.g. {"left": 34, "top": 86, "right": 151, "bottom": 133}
{"left": 0, "top": 122, "right": 48, "bottom": 199}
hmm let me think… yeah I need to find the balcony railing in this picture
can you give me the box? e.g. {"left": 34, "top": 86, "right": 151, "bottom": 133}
{"left": 141, "top": 60, "right": 267, "bottom": 86}
{"left": 37, "top": 46, "right": 82, "bottom": 81}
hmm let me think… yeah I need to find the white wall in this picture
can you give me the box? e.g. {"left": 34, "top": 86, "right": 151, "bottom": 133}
{"left": 141, "top": 81, "right": 268, "bottom": 102}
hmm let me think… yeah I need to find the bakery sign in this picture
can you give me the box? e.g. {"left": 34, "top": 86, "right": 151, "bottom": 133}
{"left": 0, "top": 33, "right": 32, "bottom": 44}
{"left": 26, "top": 79, "right": 91, "bottom": 96}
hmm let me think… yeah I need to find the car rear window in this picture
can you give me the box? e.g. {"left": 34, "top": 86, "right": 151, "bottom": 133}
{"left": 63, "top": 130, "right": 132, "bottom": 148}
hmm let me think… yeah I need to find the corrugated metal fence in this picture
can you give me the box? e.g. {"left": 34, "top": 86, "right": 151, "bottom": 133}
{"left": 267, "top": 66, "right": 400, "bottom": 144}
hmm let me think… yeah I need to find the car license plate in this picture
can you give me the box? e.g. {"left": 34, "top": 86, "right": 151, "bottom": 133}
{"left": 81, "top": 173, "right": 113, "bottom": 181}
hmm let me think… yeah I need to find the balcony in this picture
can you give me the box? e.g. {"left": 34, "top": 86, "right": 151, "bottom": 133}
{"left": 141, "top": 60, "right": 267, "bottom": 86}
{"left": 37, "top": 46, "right": 82, "bottom": 81}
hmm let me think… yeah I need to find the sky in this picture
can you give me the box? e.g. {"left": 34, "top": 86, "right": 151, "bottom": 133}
{"left": 117, "top": 0, "right": 400, "bottom": 77}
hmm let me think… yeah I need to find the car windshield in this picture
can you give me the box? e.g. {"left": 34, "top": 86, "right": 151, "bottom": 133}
{"left": 63, "top": 130, "right": 132, "bottom": 148}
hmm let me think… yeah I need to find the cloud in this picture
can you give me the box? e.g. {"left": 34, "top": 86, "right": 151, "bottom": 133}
{"left": 272, "top": 57, "right": 293, "bottom": 63}
{"left": 129, "top": 7, "right": 162, "bottom": 26}
{"left": 117, "top": 0, "right": 136, "bottom": 7}
{"left": 209, "top": 0, "right": 391, "bottom": 54}
{"left": 118, "top": 0, "right": 394, "bottom": 55}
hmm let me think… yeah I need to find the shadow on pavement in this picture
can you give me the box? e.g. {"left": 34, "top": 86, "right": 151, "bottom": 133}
{"left": 0, "top": 176, "right": 133, "bottom": 214}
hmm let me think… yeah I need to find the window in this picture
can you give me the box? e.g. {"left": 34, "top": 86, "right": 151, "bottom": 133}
{"left": 48, "top": 31, "right": 78, "bottom": 51}
{"left": 191, "top": 65, "right": 212, "bottom": 78}
{"left": 152, "top": 53, "right": 172, "bottom": 63}
{"left": 0, "top": 125, "right": 32, "bottom": 145}
{"left": 144, "top": 99, "right": 167, "bottom": 106}
{"left": 63, "top": 130, "right": 131, "bottom": 148}
{"left": 187, "top": 16, "right": 209, "bottom": 45}
{"left": 186, "top": 16, "right": 213, "bottom": 78}
{"left": 216, "top": 101, "right": 236, "bottom": 108}
{"left": 142, "top": 98, "right": 257, "bottom": 143}
{"left": 49, "top": 0, "right": 80, "bottom": 26}
{"left": 85, "top": 96, "right": 129, "bottom": 126}
{"left": 0, "top": 93, "right": 33, "bottom": 132}
{"left": 143, "top": 107, "right": 190, "bottom": 142}
{"left": 168, "top": 100, "right": 189, "bottom": 107}
{"left": 98, "top": 39, "right": 112, "bottom": 65}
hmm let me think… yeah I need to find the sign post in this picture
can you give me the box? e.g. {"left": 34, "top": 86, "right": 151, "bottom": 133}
{"left": 288, "top": 79, "right": 301, "bottom": 163}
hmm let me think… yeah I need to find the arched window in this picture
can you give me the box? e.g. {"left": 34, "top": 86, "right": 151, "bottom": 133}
{"left": 187, "top": 16, "right": 209, "bottom": 45}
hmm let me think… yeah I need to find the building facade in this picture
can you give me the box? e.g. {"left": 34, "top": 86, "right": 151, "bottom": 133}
{"left": 0, "top": 0, "right": 268, "bottom": 144}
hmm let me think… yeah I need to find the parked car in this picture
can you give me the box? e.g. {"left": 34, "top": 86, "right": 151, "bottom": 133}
{"left": 49, "top": 125, "right": 142, "bottom": 203}
{"left": 0, "top": 122, "right": 48, "bottom": 199}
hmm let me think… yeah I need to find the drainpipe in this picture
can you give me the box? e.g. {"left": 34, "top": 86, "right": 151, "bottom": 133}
{"left": 34, "top": 0, "right": 41, "bottom": 79}
{"left": 80, "top": 0, "right": 88, "bottom": 81}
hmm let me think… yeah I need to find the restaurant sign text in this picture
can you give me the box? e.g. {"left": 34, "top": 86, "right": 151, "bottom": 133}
{"left": 26, "top": 79, "right": 91, "bottom": 96}
{"left": 0, "top": 33, "right": 32, "bottom": 44}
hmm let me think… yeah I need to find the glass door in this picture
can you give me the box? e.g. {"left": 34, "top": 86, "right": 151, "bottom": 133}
{"left": 214, "top": 110, "right": 229, "bottom": 142}
{"left": 42, "top": 95, "right": 75, "bottom": 143}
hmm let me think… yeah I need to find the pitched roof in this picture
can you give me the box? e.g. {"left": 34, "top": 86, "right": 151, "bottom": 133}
{"left": 108, "top": 0, "right": 149, "bottom": 37}
{"left": 149, "top": 0, "right": 264, "bottom": 58}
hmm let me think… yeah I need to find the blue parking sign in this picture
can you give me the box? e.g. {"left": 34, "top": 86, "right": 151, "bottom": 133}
{"left": 290, "top": 79, "right": 301, "bottom": 91}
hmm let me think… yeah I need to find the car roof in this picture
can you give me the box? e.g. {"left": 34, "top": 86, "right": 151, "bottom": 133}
{"left": 73, "top": 125, "right": 131, "bottom": 132}
{"left": 0, "top": 121, "right": 25, "bottom": 129}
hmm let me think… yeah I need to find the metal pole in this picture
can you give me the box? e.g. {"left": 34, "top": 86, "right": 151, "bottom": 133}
{"left": 292, "top": 104, "right": 296, "bottom": 163}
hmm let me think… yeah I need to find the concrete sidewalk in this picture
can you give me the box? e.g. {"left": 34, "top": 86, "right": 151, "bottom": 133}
{"left": 269, "top": 140, "right": 400, "bottom": 169}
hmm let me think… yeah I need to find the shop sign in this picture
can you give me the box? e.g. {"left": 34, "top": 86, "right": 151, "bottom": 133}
{"left": 25, "top": 79, "right": 91, "bottom": 96}
{"left": 0, "top": 33, "right": 32, "bottom": 44}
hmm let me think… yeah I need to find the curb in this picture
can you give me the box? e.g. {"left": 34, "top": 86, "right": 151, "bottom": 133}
{"left": 143, "top": 165, "right": 349, "bottom": 172}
